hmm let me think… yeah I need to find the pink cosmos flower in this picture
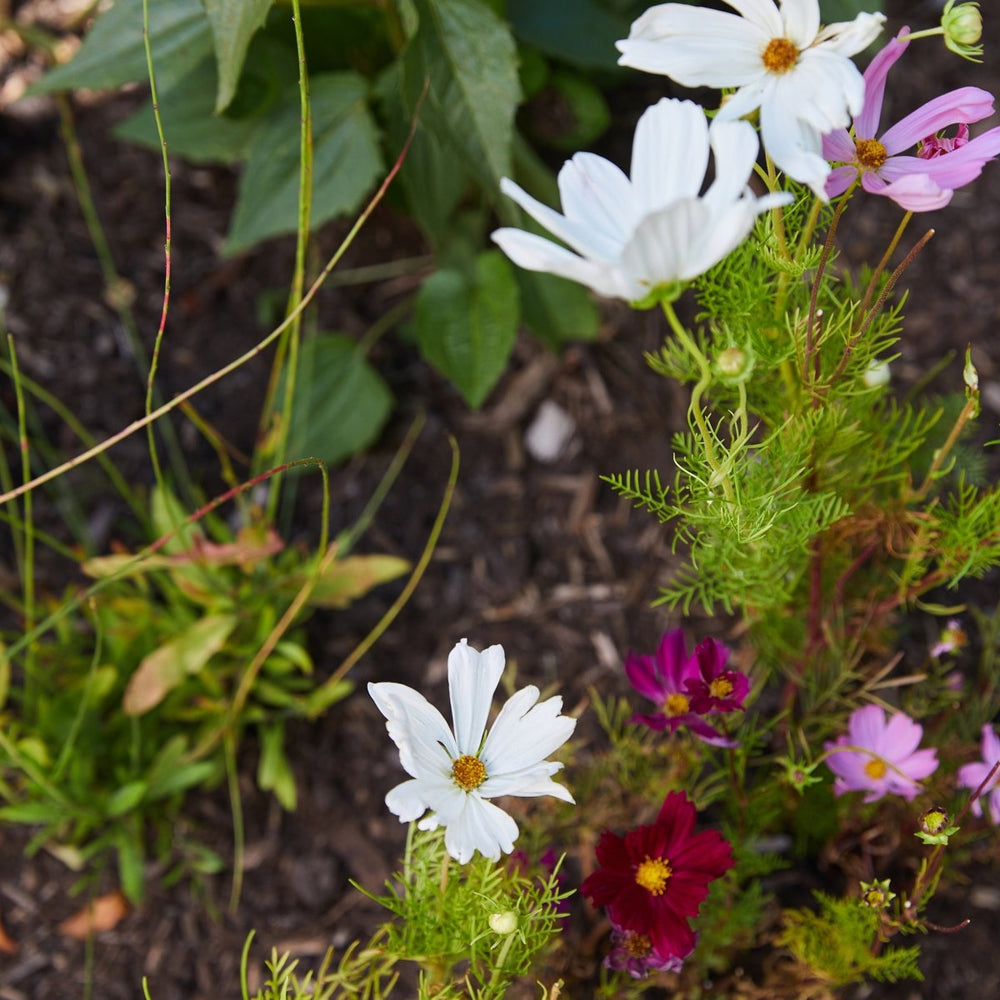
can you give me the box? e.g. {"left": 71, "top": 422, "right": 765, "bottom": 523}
{"left": 823, "top": 28, "right": 1000, "bottom": 210}
{"left": 824, "top": 704, "right": 939, "bottom": 803}
{"left": 957, "top": 724, "right": 1000, "bottom": 825}
{"left": 625, "top": 630, "right": 743, "bottom": 747}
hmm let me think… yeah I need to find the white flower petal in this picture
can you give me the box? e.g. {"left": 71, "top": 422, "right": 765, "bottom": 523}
{"left": 724, "top": 0, "right": 783, "bottom": 34}
{"left": 619, "top": 198, "right": 711, "bottom": 290}
{"left": 498, "top": 178, "right": 616, "bottom": 262}
{"left": 617, "top": 6, "right": 767, "bottom": 87}
{"left": 368, "top": 681, "right": 456, "bottom": 777}
{"left": 557, "top": 153, "right": 637, "bottom": 252}
{"left": 482, "top": 688, "right": 577, "bottom": 771}
{"left": 790, "top": 50, "right": 865, "bottom": 129}
{"left": 779, "top": 0, "right": 820, "bottom": 49}
{"left": 703, "top": 119, "right": 759, "bottom": 215}
{"left": 444, "top": 796, "right": 519, "bottom": 863}
{"left": 760, "top": 102, "right": 831, "bottom": 197}
{"left": 482, "top": 765, "right": 575, "bottom": 803}
{"left": 632, "top": 99, "right": 709, "bottom": 211}
{"left": 714, "top": 78, "right": 770, "bottom": 123}
{"left": 814, "top": 12, "right": 886, "bottom": 57}
{"left": 384, "top": 778, "right": 432, "bottom": 823}
{"left": 448, "top": 639, "right": 504, "bottom": 755}
{"left": 490, "top": 228, "right": 634, "bottom": 300}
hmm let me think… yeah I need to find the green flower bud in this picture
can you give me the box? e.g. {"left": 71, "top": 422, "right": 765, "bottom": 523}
{"left": 860, "top": 878, "right": 896, "bottom": 910}
{"left": 915, "top": 807, "right": 960, "bottom": 845}
{"left": 714, "top": 344, "right": 755, "bottom": 385}
{"left": 489, "top": 910, "right": 519, "bottom": 935}
{"left": 942, "top": 2, "right": 984, "bottom": 61}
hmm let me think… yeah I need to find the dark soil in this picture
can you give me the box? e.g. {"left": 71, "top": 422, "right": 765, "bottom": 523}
{"left": 1, "top": 2, "right": 999, "bottom": 998}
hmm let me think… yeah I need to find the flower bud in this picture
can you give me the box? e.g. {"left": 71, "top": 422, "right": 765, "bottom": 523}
{"left": 714, "top": 344, "right": 755, "bottom": 384}
{"left": 915, "top": 807, "right": 960, "bottom": 845}
{"left": 942, "top": 2, "right": 983, "bottom": 60}
{"left": 489, "top": 910, "right": 519, "bottom": 935}
{"left": 860, "top": 878, "right": 896, "bottom": 910}
{"left": 862, "top": 359, "right": 890, "bottom": 389}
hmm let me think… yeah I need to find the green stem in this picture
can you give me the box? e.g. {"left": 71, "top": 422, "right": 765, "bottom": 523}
{"left": 141, "top": 0, "right": 174, "bottom": 500}
{"left": 856, "top": 210, "right": 913, "bottom": 330}
{"left": 261, "top": 0, "right": 313, "bottom": 523}
{"left": 662, "top": 302, "right": 735, "bottom": 504}
{"left": 8, "top": 337, "right": 36, "bottom": 716}
{"left": 0, "top": 105, "right": 424, "bottom": 510}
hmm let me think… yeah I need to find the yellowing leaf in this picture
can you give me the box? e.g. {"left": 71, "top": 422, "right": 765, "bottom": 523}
{"left": 58, "top": 891, "right": 128, "bottom": 939}
{"left": 307, "top": 555, "right": 410, "bottom": 609}
{"left": 123, "top": 614, "right": 237, "bottom": 715}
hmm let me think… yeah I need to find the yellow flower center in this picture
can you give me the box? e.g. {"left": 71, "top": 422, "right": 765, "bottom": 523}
{"left": 761, "top": 37, "right": 799, "bottom": 74}
{"left": 864, "top": 757, "right": 887, "bottom": 780}
{"left": 624, "top": 931, "right": 652, "bottom": 958}
{"left": 452, "top": 754, "right": 487, "bottom": 791}
{"left": 663, "top": 692, "right": 690, "bottom": 717}
{"left": 855, "top": 138, "right": 888, "bottom": 170}
{"left": 710, "top": 677, "right": 734, "bottom": 699}
{"left": 635, "top": 856, "right": 673, "bottom": 896}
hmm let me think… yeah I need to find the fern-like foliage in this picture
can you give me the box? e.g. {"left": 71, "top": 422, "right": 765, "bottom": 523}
{"left": 780, "top": 892, "right": 922, "bottom": 987}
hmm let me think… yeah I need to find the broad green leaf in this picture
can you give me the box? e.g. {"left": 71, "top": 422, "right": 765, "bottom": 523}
{"left": 506, "top": 0, "right": 630, "bottom": 70}
{"left": 820, "top": 0, "right": 885, "bottom": 21}
{"left": 277, "top": 334, "right": 393, "bottom": 465}
{"left": 105, "top": 780, "right": 147, "bottom": 817}
{"left": 145, "top": 735, "right": 219, "bottom": 800}
{"left": 517, "top": 270, "right": 600, "bottom": 347}
{"left": 415, "top": 250, "right": 519, "bottom": 408}
{"left": 400, "top": 0, "right": 520, "bottom": 190}
{"left": 203, "top": 0, "right": 273, "bottom": 112}
{"left": 225, "top": 72, "right": 382, "bottom": 253}
{"left": 114, "top": 56, "right": 260, "bottom": 163}
{"left": 0, "top": 801, "right": 69, "bottom": 824}
{"left": 257, "top": 722, "right": 297, "bottom": 810}
{"left": 307, "top": 554, "right": 410, "bottom": 609}
{"left": 32, "top": 0, "right": 212, "bottom": 94}
{"left": 123, "top": 614, "right": 237, "bottom": 716}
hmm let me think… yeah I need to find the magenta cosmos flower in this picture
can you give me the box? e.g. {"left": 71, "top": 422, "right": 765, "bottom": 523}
{"left": 957, "top": 724, "right": 1000, "bottom": 825}
{"left": 604, "top": 918, "right": 689, "bottom": 978}
{"left": 625, "top": 629, "right": 747, "bottom": 747}
{"left": 824, "top": 704, "right": 939, "bottom": 803}
{"left": 823, "top": 28, "right": 1000, "bottom": 210}
{"left": 581, "top": 791, "right": 733, "bottom": 962}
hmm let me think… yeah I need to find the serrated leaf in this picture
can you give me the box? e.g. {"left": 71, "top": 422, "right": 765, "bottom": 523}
{"left": 123, "top": 614, "right": 237, "bottom": 716}
{"left": 400, "top": 0, "right": 520, "bottom": 190}
{"left": 225, "top": 72, "right": 382, "bottom": 253}
{"left": 203, "top": 0, "right": 273, "bottom": 112}
{"left": 114, "top": 56, "right": 260, "bottom": 163}
{"left": 507, "top": 0, "right": 629, "bottom": 70}
{"left": 415, "top": 250, "right": 519, "bottom": 408}
{"left": 307, "top": 554, "right": 410, "bottom": 609}
{"left": 32, "top": 0, "right": 212, "bottom": 95}
{"left": 277, "top": 334, "right": 393, "bottom": 465}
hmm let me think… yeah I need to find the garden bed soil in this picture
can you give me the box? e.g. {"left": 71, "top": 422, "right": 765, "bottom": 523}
{"left": 1, "top": 1, "right": 1000, "bottom": 997}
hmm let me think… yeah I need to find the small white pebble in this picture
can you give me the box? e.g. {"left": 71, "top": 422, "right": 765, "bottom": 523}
{"left": 525, "top": 401, "right": 575, "bottom": 463}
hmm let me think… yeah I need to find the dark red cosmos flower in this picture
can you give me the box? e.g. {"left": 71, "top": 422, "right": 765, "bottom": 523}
{"left": 581, "top": 791, "right": 734, "bottom": 962}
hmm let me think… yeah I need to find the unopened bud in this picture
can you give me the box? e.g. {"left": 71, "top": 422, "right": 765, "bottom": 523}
{"left": 916, "top": 807, "right": 960, "bottom": 845}
{"left": 862, "top": 359, "right": 890, "bottom": 389}
{"left": 715, "top": 345, "right": 754, "bottom": 384}
{"left": 489, "top": 910, "right": 519, "bottom": 935}
{"left": 860, "top": 878, "right": 896, "bottom": 910}
{"left": 942, "top": 1, "right": 983, "bottom": 60}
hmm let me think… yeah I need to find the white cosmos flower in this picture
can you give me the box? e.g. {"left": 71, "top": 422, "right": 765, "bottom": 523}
{"left": 368, "top": 639, "right": 576, "bottom": 864}
{"left": 491, "top": 98, "right": 790, "bottom": 304}
{"left": 616, "top": 1, "right": 886, "bottom": 198}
